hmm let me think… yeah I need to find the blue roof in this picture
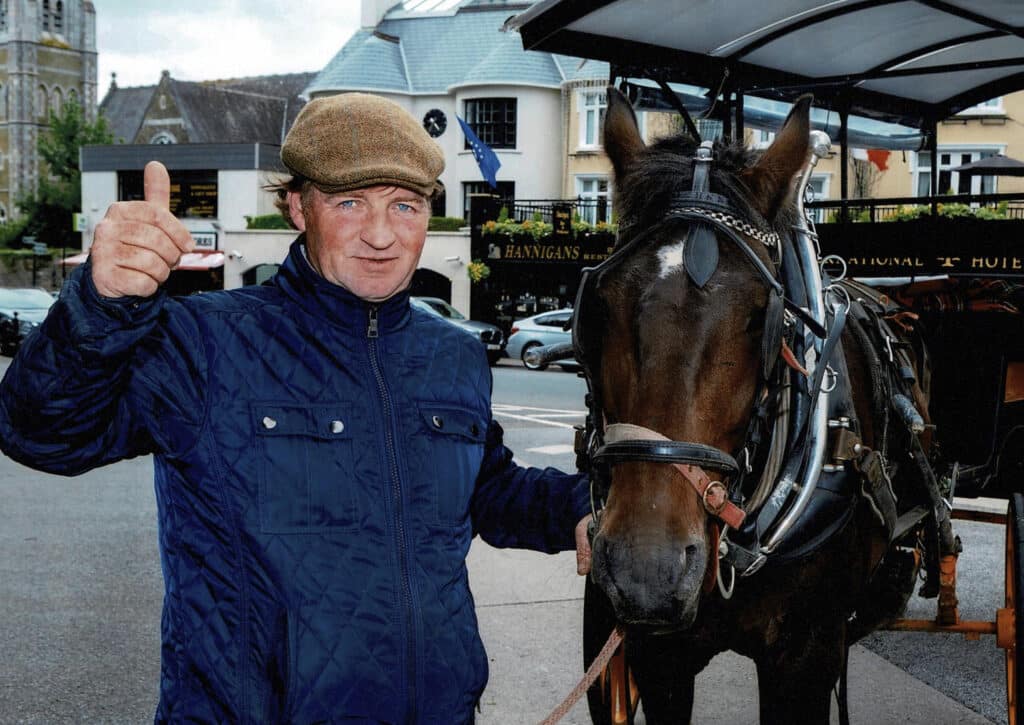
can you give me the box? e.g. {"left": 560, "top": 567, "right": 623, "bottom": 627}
{"left": 305, "top": 5, "right": 608, "bottom": 96}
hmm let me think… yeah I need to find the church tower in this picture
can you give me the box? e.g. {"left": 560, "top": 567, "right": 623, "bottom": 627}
{"left": 0, "top": 0, "right": 97, "bottom": 221}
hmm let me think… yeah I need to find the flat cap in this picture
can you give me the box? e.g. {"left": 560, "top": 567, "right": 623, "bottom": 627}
{"left": 282, "top": 93, "right": 445, "bottom": 197}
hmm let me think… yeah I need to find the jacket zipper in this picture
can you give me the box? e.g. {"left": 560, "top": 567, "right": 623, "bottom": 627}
{"left": 367, "top": 304, "right": 418, "bottom": 722}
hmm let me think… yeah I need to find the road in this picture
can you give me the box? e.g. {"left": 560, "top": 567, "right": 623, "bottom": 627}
{"left": 0, "top": 357, "right": 1007, "bottom": 724}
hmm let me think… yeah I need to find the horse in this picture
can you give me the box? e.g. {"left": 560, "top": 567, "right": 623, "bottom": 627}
{"left": 575, "top": 88, "right": 946, "bottom": 725}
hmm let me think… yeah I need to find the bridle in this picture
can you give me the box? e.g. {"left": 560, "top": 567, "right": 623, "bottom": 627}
{"left": 573, "top": 142, "right": 791, "bottom": 529}
{"left": 572, "top": 139, "right": 839, "bottom": 583}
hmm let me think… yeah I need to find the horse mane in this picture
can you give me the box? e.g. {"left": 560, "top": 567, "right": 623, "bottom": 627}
{"left": 613, "top": 131, "right": 797, "bottom": 247}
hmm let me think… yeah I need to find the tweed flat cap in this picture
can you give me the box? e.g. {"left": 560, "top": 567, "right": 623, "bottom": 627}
{"left": 281, "top": 93, "right": 445, "bottom": 197}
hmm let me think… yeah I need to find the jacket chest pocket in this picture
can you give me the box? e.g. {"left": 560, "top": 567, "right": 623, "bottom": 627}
{"left": 254, "top": 402, "right": 357, "bottom": 534}
{"left": 419, "top": 402, "right": 487, "bottom": 527}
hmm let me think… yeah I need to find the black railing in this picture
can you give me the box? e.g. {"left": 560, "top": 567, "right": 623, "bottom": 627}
{"left": 479, "top": 197, "right": 613, "bottom": 225}
{"left": 807, "top": 192, "right": 1024, "bottom": 223}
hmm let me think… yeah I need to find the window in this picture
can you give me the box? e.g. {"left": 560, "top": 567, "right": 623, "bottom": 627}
{"left": 150, "top": 131, "right": 177, "bottom": 144}
{"left": 575, "top": 176, "right": 611, "bottom": 225}
{"left": 464, "top": 98, "right": 516, "bottom": 149}
{"left": 119, "top": 169, "right": 218, "bottom": 218}
{"left": 0, "top": 1, "right": 7, "bottom": 32}
{"left": 578, "top": 89, "right": 606, "bottom": 149}
{"left": 53, "top": 1, "right": 63, "bottom": 34}
{"left": 51, "top": 86, "right": 63, "bottom": 114}
{"left": 462, "top": 180, "right": 514, "bottom": 221}
{"left": 41, "top": 0, "right": 49, "bottom": 31}
{"left": 806, "top": 174, "right": 830, "bottom": 223}
{"left": 914, "top": 149, "right": 1000, "bottom": 197}
{"left": 36, "top": 85, "right": 48, "bottom": 121}
{"left": 67, "top": 88, "right": 77, "bottom": 106}
{"left": 957, "top": 97, "right": 1003, "bottom": 116}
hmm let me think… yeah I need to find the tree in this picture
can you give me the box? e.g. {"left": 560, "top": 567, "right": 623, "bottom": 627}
{"left": 16, "top": 98, "right": 113, "bottom": 249}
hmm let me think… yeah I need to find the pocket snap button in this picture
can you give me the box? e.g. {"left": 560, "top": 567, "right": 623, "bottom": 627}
{"left": 432, "top": 415, "right": 444, "bottom": 429}
{"left": 330, "top": 420, "right": 345, "bottom": 434}
{"left": 262, "top": 416, "right": 277, "bottom": 430}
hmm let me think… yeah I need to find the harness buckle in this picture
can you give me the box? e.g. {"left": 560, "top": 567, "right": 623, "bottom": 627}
{"left": 702, "top": 480, "right": 729, "bottom": 515}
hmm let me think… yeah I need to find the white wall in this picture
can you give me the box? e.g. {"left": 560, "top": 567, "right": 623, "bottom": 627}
{"left": 80, "top": 168, "right": 281, "bottom": 253}
{"left": 79, "top": 170, "right": 117, "bottom": 250}
{"left": 453, "top": 85, "right": 562, "bottom": 212}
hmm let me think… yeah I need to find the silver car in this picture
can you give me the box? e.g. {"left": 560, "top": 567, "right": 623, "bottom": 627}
{"left": 410, "top": 296, "right": 506, "bottom": 365}
{"left": 0, "top": 287, "right": 55, "bottom": 355}
{"left": 505, "top": 308, "right": 580, "bottom": 371}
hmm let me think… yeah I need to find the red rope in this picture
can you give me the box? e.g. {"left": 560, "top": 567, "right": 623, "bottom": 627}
{"left": 538, "top": 625, "right": 626, "bottom": 725}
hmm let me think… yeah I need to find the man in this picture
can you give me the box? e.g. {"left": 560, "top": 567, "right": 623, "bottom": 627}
{"left": 0, "top": 93, "right": 591, "bottom": 724}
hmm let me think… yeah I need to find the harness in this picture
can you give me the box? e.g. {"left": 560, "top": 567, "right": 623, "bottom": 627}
{"left": 573, "top": 134, "right": 863, "bottom": 587}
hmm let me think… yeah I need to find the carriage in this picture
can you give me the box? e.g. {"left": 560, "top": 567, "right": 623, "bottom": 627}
{"left": 505, "top": 2, "right": 1024, "bottom": 723}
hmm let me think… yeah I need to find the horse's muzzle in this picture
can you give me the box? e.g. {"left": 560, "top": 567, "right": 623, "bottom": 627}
{"left": 589, "top": 533, "right": 708, "bottom": 627}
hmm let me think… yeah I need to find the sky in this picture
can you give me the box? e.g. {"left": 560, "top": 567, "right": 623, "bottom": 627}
{"left": 93, "top": 1, "right": 364, "bottom": 91}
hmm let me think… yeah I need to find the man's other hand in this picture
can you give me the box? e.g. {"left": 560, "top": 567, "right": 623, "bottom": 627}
{"left": 575, "top": 514, "right": 593, "bottom": 575}
{"left": 90, "top": 161, "right": 194, "bottom": 298}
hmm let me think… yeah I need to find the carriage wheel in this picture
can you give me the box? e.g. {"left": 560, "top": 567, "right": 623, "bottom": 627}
{"left": 584, "top": 577, "right": 639, "bottom": 725}
{"left": 1006, "top": 493, "right": 1024, "bottom": 725}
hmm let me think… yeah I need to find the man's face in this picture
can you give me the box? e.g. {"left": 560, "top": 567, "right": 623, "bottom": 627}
{"left": 288, "top": 184, "right": 430, "bottom": 302}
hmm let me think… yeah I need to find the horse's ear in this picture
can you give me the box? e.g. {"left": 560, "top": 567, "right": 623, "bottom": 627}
{"left": 739, "top": 94, "right": 813, "bottom": 219}
{"left": 604, "top": 86, "right": 645, "bottom": 180}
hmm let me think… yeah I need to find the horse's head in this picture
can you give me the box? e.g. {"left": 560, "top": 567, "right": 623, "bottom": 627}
{"left": 583, "top": 88, "right": 811, "bottom": 628}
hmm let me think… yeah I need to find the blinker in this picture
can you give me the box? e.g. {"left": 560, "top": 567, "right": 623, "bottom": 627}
{"left": 684, "top": 141, "right": 719, "bottom": 288}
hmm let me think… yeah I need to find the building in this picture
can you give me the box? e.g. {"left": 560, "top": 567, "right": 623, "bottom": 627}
{"left": 308, "top": 0, "right": 613, "bottom": 222}
{"left": 0, "top": 0, "right": 97, "bottom": 221}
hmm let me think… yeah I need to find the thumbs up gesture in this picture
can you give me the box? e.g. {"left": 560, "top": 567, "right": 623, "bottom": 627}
{"left": 90, "top": 161, "right": 195, "bottom": 298}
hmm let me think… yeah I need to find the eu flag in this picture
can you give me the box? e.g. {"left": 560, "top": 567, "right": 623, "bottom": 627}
{"left": 457, "top": 116, "right": 501, "bottom": 189}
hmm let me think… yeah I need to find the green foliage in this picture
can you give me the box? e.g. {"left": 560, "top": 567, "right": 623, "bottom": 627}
{"left": 16, "top": 98, "right": 114, "bottom": 249}
{"left": 0, "top": 218, "right": 29, "bottom": 248}
{"left": 480, "top": 217, "right": 553, "bottom": 239}
{"left": 428, "top": 216, "right": 465, "bottom": 232}
{"left": 245, "top": 213, "right": 291, "bottom": 230}
{"left": 497, "top": 206, "right": 509, "bottom": 223}
{"left": 466, "top": 259, "right": 490, "bottom": 283}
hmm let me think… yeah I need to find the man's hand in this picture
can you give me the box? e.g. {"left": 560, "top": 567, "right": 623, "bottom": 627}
{"left": 90, "top": 161, "right": 194, "bottom": 298}
{"left": 575, "top": 514, "right": 593, "bottom": 575}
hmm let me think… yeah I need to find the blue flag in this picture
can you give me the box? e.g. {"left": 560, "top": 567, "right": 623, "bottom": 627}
{"left": 457, "top": 116, "right": 501, "bottom": 189}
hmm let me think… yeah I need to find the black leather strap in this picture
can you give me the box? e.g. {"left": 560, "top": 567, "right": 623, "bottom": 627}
{"left": 594, "top": 440, "right": 739, "bottom": 474}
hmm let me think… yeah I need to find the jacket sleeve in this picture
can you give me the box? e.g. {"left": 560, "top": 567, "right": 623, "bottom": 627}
{"left": 0, "top": 262, "right": 207, "bottom": 476}
{"left": 470, "top": 418, "right": 590, "bottom": 553}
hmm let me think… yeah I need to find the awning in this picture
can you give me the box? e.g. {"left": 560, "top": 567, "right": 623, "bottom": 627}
{"left": 61, "top": 251, "right": 226, "bottom": 270}
{"left": 625, "top": 79, "right": 925, "bottom": 150}
{"left": 507, "top": 1, "right": 1024, "bottom": 129}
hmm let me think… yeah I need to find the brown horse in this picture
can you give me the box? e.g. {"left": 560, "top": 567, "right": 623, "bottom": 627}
{"left": 578, "top": 89, "right": 939, "bottom": 724}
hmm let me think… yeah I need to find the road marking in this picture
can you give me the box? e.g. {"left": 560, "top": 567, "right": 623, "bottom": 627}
{"left": 491, "top": 403, "right": 585, "bottom": 430}
{"left": 493, "top": 403, "right": 585, "bottom": 415}
{"left": 527, "top": 444, "right": 576, "bottom": 455}
{"left": 492, "top": 410, "right": 577, "bottom": 429}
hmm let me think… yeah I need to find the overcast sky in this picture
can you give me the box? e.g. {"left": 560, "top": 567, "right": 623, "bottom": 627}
{"left": 94, "top": 1, "right": 363, "bottom": 91}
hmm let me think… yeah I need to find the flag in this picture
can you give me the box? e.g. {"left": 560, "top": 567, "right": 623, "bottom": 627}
{"left": 458, "top": 116, "right": 501, "bottom": 189}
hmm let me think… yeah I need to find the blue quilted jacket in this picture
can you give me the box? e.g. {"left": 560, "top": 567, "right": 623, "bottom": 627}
{"left": 0, "top": 240, "right": 589, "bottom": 724}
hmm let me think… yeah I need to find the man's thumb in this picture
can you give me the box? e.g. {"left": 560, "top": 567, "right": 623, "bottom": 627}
{"left": 143, "top": 161, "right": 171, "bottom": 210}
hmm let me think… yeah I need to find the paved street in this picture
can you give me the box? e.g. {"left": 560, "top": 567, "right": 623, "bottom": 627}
{"left": 0, "top": 357, "right": 1009, "bottom": 724}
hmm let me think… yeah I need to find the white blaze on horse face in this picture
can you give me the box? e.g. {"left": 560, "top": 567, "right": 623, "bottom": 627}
{"left": 658, "top": 239, "right": 686, "bottom": 278}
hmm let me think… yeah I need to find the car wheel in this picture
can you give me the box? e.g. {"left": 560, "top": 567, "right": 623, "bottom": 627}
{"left": 521, "top": 342, "right": 548, "bottom": 371}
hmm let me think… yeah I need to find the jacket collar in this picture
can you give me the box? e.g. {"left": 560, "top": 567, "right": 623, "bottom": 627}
{"left": 273, "top": 237, "right": 412, "bottom": 335}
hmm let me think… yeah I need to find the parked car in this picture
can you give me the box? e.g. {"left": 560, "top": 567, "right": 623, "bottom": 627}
{"left": 410, "top": 296, "right": 506, "bottom": 365}
{"left": 505, "top": 308, "right": 580, "bottom": 371}
{"left": 0, "top": 287, "right": 56, "bottom": 356}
